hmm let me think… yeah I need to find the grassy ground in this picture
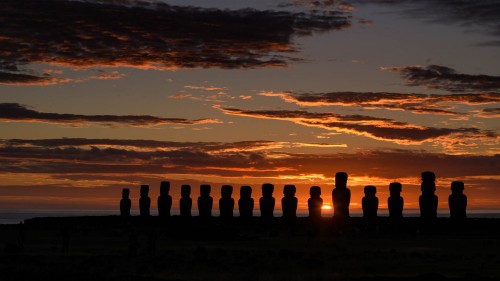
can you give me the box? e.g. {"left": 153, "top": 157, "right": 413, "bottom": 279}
{"left": 1, "top": 217, "right": 499, "bottom": 281}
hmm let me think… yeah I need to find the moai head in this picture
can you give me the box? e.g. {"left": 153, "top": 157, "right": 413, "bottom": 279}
{"left": 221, "top": 185, "right": 233, "bottom": 198}
{"left": 335, "top": 172, "right": 348, "bottom": 188}
{"left": 160, "top": 181, "right": 170, "bottom": 196}
{"left": 200, "top": 184, "right": 211, "bottom": 196}
{"left": 364, "top": 185, "right": 377, "bottom": 197}
{"left": 310, "top": 186, "right": 321, "bottom": 198}
{"left": 262, "top": 183, "right": 274, "bottom": 197}
{"left": 451, "top": 181, "right": 464, "bottom": 195}
{"left": 240, "top": 186, "right": 252, "bottom": 199}
{"left": 181, "top": 184, "right": 191, "bottom": 198}
{"left": 140, "top": 185, "right": 149, "bottom": 197}
{"left": 421, "top": 171, "right": 436, "bottom": 194}
{"left": 421, "top": 171, "right": 436, "bottom": 182}
{"left": 389, "top": 182, "right": 402, "bottom": 196}
{"left": 283, "top": 184, "right": 296, "bottom": 197}
{"left": 122, "top": 188, "right": 130, "bottom": 199}
{"left": 421, "top": 181, "right": 436, "bottom": 194}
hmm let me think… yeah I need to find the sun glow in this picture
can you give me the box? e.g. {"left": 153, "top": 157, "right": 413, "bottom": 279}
{"left": 321, "top": 205, "right": 332, "bottom": 210}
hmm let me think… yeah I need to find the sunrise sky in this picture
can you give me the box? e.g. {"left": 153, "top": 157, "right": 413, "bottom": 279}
{"left": 0, "top": 0, "right": 499, "bottom": 216}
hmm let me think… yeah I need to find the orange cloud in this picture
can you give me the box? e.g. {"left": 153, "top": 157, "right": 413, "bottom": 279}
{"left": 215, "top": 105, "right": 497, "bottom": 147}
{"left": 260, "top": 91, "right": 500, "bottom": 116}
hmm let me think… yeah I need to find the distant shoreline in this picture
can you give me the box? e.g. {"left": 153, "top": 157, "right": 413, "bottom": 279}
{"left": 2, "top": 209, "right": 500, "bottom": 224}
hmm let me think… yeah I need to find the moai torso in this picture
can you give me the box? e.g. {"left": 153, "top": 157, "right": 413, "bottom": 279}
{"left": 180, "top": 184, "right": 192, "bottom": 217}
{"left": 139, "top": 185, "right": 151, "bottom": 216}
{"left": 449, "top": 181, "right": 467, "bottom": 219}
{"left": 198, "top": 184, "right": 213, "bottom": 218}
{"left": 332, "top": 172, "right": 351, "bottom": 218}
{"left": 238, "top": 185, "right": 254, "bottom": 218}
{"left": 158, "top": 181, "right": 172, "bottom": 217}
{"left": 260, "top": 183, "right": 275, "bottom": 218}
{"left": 419, "top": 171, "right": 438, "bottom": 219}
{"left": 282, "top": 184, "right": 298, "bottom": 219}
{"left": 219, "top": 185, "right": 235, "bottom": 218}
{"left": 388, "top": 182, "right": 403, "bottom": 219}
{"left": 120, "top": 188, "right": 131, "bottom": 216}
{"left": 308, "top": 186, "right": 323, "bottom": 219}
{"left": 362, "top": 185, "right": 378, "bottom": 219}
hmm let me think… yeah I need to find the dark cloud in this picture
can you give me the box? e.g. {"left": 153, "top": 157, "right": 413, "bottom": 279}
{"left": 216, "top": 106, "right": 497, "bottom": 145}
{"left": 0, "top": 71, "right": 61, "bottom": 85}
{"left": 0, "top": 0, "right": 351, "bottom": 84}
{"left": 0, "top": 138, "right": 498, "bottom": 179}
{"left": 2, "top": 138, "right": 284, "bottom": 152}
{"left": 262, "top": 91, "right": 500, "bottom": 115}
{"left": 382, "top": 65, "right": 500, "bottom": 92}
{"left": 474, "top": 107, "right": 500, "bottom": 118}
{"left": 0, "top": 103, "right": 219, "bottom": 127}
{"left": 351, "top": 0, "right": 500, "bottom": 40}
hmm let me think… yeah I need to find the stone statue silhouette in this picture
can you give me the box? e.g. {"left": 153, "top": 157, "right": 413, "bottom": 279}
{"left": 308, "top": 186, "right": 323, "bottom": 219}
{"left": 260, "top": 183, "right": 275, "bottom": 218}
{"left": 198, "top": 184, "right": 213, "bottom": 218}
{"left": 180, "top": 184, "right": 192, "bottom": 217}
{"left": 362, "top": 185, "right": 378, "bottom": 220}
{"left": 238, "top": 185, "right": 254, "bottom": 218}
{"left": 158, "top": 181, "right": 172, "bottom": 217}
{"left": 419, "top": 171, "right": 438, "bottom": 219}
{"left": 219, "top": 185, "right": 234, "bottom": 218}
{"left": 282, "top": 184, "right": 298, "bottom": 219}
{"left": 332, "top": 172, "right": 351, "bottom": 218}
{"left": 449, "top": 181, "right": 467, "bottom": 219}
{"left": 120, "top": 188, "right": 131, "bottom": 216}
{"left": 388, "top": 182, "right": 403, "bottom": 219}
{"left": 139, "top": 185, "right": 151, "bottom": 217}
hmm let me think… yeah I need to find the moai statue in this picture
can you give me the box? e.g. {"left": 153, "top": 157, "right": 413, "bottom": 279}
{"left": 282, "top": 184, "right": 298, "bottom": 219}
{"left": 238, "top": 185, "right": 254, "bottom": 218}
{"left": 219, "top": 185, "right": 235, "bottom": 218}
{"left": 120, "top": 188, "right": 131, "bottom": 216}
{"left": 198, "top": 184, "right": 213, "bottom": 218}
{"left": 158, "top": 181, "right": 172, "bottom": 217}
{"left": 139, "top": 185, "right": 151, "bottom": 217}
{"left": 449, "top": 181, "right": 467, "bottom": 220}
{"left": 419, "top": 171, "right": 438, "bottom": 219}
{"left": 362, "top": 185, "right": 378, "bottom": 220}
{"left": 260, "top": 183, "right": 275, "bottom": 218}
{"left": 308, "top": 186, "right": 323, "bottom": 220}
{"left": 180, "top": 184, "right": 192, "bottom": 217}
{"left": 388, "top": 182, "right": 404, "bottom": 219}
{"left": 332, "top": 172, "right": 351, "bottom": 218}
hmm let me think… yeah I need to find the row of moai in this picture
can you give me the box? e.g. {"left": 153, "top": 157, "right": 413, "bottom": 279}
{"left": 120, "top": 171, "right": 467, "bottom": 220}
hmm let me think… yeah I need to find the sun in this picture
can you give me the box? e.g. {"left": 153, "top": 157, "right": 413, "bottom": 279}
{"left": 321, "top": 205, "right": 332, "bottom": 210}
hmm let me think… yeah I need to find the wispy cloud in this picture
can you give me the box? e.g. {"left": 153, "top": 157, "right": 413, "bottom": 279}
{"left": 183, "top": 86, "right": 226, "bottom": 91}
{"left": 0, "top": 71, "right": 69, "bottom": 85}
{"left": 215, "top": 106, "right": 497, "bottom": 147}
{"left": 381, "top": 65, "right": 500, "bottom": 92}
{"left": 2, "top": 138, "right": 345, "bottom": 153}
{"left": 352, "top": 0, "right": 500, "bottom": 42}
{"left": 0, "top": 103, "right": 219, "bottom": 127}
{"left": 472, "top": 108, "right": 500, "bottom": 119}
{"left": 0, "top": 138, "right": 497, "bottom": 180}
{"left": 260, "top": 91, "right": 500, "bottom": 115}
{"left": 0, "top": 0, "right": 351, "bottom": 84}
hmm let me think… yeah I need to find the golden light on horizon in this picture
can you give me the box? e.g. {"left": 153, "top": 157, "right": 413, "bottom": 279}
{"left": 321, "top": 205, "right": 332, "bottom": 210}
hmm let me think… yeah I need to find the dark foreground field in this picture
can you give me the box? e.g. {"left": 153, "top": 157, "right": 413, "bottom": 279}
{"left": 1, "top": 217, "right": 500, "bottom": 281}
